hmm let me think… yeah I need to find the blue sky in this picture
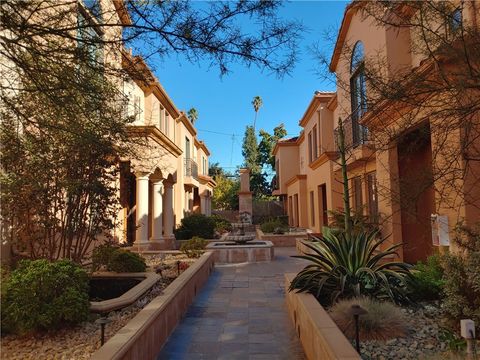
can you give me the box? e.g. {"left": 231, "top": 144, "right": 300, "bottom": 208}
{"left": 147, "top": 1, "right": 347, "bottom": 172}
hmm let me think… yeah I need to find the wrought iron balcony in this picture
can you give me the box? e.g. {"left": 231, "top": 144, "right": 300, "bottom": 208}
{"left": 335, "top": 106, "right": 369, "bottom": 151}
{"left": 184, "top": 158, "right": 199, "bottom": 180}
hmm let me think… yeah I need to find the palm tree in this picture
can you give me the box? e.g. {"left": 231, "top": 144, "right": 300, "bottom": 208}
{"left": 187, "top": 107, "right": 198, "bottom": 123}
{"left": 251, "top": 96, "right": 263, "bottom": 132}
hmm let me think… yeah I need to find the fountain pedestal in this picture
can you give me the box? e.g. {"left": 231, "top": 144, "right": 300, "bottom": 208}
{"left": 238, "top": 168, "right": 253, "bottom": 215}
{"left": 206, "top": 241, "right": 274, "bottom": 264}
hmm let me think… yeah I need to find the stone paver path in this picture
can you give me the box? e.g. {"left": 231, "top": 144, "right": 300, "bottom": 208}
{"left": 157, "top": 247, "right": 307, "bottom": 360}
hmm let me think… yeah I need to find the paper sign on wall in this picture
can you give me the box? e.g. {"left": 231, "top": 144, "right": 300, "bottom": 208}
{"left": 432, "top": 215, "right": 450, "bottom": 246}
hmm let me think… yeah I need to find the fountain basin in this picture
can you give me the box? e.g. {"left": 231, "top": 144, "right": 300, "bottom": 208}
{"left": 206, "top": 240, "right": 274, "bottom": 264}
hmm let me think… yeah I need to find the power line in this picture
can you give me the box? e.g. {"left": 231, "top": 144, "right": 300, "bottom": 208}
{"left": 197, "top": 128, "right": 240, "bottom": 137}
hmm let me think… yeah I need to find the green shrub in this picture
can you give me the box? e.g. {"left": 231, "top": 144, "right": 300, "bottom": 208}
{"left": 261, "top": 218, "right": 288, "bottom": 234}
{"left": 180, "top": 236, "right": 207, "bottom": 258}
{"left": 408, "top": 254, "right": 445, "bottom": 301}
{"left": 441, "top": 223, "right": 480, "bottom": 330}
{"left": 1, "top": 259, "right": 89, "bottom": 334}
{"left": 107, "top": 250, "right": 146, "bottom": 272}
{"left": 92, "top": 244, "right": 146, "bottom": 273}
{"left": 211, "top": 214, "right": 232, "bottom": 234}
{"left": 289, "top": 230, "right": 412, "bottom": 305}
{"left": 92, "top": 244, "right": 119, "bottom": 271}
{"left": 174, "top": 214, "right": 216, "bottom": 240}
{"left": 330, "top": 296, "right": 406, "bottom": 341}
{"left": 328, "top": 209, "right": 378, "bottom": 235}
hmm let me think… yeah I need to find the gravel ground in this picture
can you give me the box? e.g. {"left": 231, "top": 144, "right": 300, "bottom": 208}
{"left": 358, "top": 303, "right": 455, "bottom": 360}
{"left": 1, "top": 253, "right": 197, "bottom": 360}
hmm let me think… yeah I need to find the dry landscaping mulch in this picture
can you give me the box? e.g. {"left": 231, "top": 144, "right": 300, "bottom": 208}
{"left": 1, "top": 253, "right": 196, "bottom": 360}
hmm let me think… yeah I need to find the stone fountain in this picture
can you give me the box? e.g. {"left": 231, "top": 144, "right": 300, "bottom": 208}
{"left": 206, "top": 169, "right": 274, "bottom": 264}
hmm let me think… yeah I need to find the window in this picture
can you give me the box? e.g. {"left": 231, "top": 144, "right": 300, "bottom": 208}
{"left": 294, "top": 194, "right": 299, "bottom": 227}
{"left": 308, "top": 132, "right": 313, "bottom": 163}
{"left": 367, "top": 172, "right": 378, "bottom": 221}
{"left": 318, "top": 184, "right": 328, "bottom": 227}
{"left": 202, "top": 156, "right": 207, "bottom": 175}
{"left": 312, "top": 125, "right": 318, "bottom": 159}
{"left": 352, "top": 176, "right": 363, "bottom": 214}
{"left": 350, "top": 41, "right": 367, "bottom": 119}
{"left": 310, "top": 191, "right": 315, "bottom": 227}
{"left": 288, "top": 196, "right": 293, "bottom": 226}
{"left": 185, "top": 137, "right": 190, "bottom": 159}
{"left": 449, "top": 8, "right": 462, "bottom": 34}
{"left": 82, "top": 0, "right": 102, "bottom": 20}
{"left": 159, "top": 105, "right": 164, "bottom": 130}
{"left": 77, "top": 12, "right": 103, "bottom": 68}
{"left": 165, "top": 112, "right": 170, "bottom": 136}
{"left": 133, "top": 95, "right": 141, "bottom": 122}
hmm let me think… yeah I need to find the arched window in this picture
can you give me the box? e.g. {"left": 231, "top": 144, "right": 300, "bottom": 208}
{"left": 350, "top": 41, "right": 367, "bottom": 119}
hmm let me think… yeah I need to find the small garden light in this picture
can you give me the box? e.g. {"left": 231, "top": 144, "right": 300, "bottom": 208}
{"left": 95, "top": 315, "right": 112, "bottom": 346}
{"left": 348, "top": 304, "right": 368, "bottom": 355}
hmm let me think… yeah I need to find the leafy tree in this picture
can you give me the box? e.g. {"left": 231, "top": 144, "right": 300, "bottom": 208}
{"left": 212, "top": 174, "right": 239, "bottom": 211}
{"left": 208, "top": 162, "right": 225, "bottom": 178}
{"left": 258, "top": 123, "right": 287, "bottom": 171}
{"left": 252, "top": 95, "right": 263, "bottom": 131}
{"left": 241, "top": 125, "right": 260, "bottom": 173}
{"left": 187, "top": 107, "right": 198, "bottom": 123}
{"left": 0, "top": 55, "right": 131, "bottom": 262}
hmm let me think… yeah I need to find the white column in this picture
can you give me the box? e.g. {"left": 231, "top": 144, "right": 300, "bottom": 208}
{"left": 135, "top": 172, "right": 150, "bottom": 245}
{"left": 151, "top": 179, "right": 163, "bottom": 241}
{"left": 200, "top": 195, "right": 206, "bottom": 215}
{"left": 164, "top": 183, "right": 174, "bottom": 238}
{"left": 207, "top": 197, "right": 212, "bottom": 216}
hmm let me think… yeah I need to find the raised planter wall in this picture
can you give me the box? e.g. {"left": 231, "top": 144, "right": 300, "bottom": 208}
{"left": 284, "top": 273, "right": 361, "bottom": 360}
{"left": 296, "top": 238, "right": 315, "bottom": 255}
{"left": 91, "top": 251, "right": 215, "bottom": 360}
{"left": 256, "top": 227, "right": 305, "bottom": 247}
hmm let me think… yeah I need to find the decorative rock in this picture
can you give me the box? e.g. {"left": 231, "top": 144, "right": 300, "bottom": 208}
{"left": 353, "top": 304, "right": 449, "bottom": 360}
{"left": 1, "top": 253, "right": 196, "bottom": 360}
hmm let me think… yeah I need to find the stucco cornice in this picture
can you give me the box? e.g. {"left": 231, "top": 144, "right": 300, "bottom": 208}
{"left": 309, "top": 151, "right": 338, "bottom": 170}
{"left": 195, "top": 138, "right": 211, "bottom": 156}
{"left": 177, "top": 113, "right": 197, "bottom": 137}
{"left": 329, "top": 2, "right": 364, "bottom": 72}
{"left": 113, "top": 0, "right": 132, "bottom": 26}
{"left": 299, "top": 92, "right": 335, "bottom": 127}
{"left": 122, "top": 51, "right": 180, "bottom": 118}
{"left": 327, "top": 94, "right": 338, "bottom": 111}
{"left": 127, "top": 126, "right": 182, "bottom": 157}
{"left": 285, "top": 174, "right": 307, "bottom": 187}
{"left": 198, "top": 174, "right": 217, "bottom": 188}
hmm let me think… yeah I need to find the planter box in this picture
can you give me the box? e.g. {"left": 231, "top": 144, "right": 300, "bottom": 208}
{"left": 296, "top": 238, "right": 316, "bottom": 255}
{"left": 90, "top": 272, "right": 160, "bottom": 314}
{"left": 285, "top": 273, "right": 361, "bottom": 360}
{"left": 91, "top": 251, "right": 215, "bottom": 360}
{"left": 256, "top": 227, "right": 305, "bottom": 247}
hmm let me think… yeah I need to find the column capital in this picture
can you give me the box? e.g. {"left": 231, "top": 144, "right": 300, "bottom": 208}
{"left": 152, "top": 178, "right": 164, "bottom": 186}
{"left": 135, "top": 171, "right": 150, "bottom": 180}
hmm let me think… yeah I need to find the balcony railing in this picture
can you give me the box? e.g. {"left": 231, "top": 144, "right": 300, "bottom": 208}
{"left": 184, "top": 158, "right": 199, "bottom": 180}
{"left": 335, "top": 106, "right": 369, "bottom": 151}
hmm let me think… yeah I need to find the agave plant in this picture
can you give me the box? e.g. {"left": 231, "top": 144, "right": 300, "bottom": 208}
{"left": 289, "top": 230, "right": 412, "bottom": 305}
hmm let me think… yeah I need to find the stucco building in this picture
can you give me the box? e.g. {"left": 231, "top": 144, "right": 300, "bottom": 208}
{"left": 1, "top": 0, "right": 215, "bottom": 257}
{"left": 274, "top": 1, "right": 480, "bottom": 262}
{"left": 115, "top": 50, "right": 215, "bottom": 250}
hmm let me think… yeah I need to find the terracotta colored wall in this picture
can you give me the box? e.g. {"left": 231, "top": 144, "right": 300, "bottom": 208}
{"left": 276, "top": 146, "right": 300, "bottom": 194}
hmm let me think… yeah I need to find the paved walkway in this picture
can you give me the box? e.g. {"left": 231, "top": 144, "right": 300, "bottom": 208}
{"left": 157, "top": 247, "right": 307, "bottom": 360}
